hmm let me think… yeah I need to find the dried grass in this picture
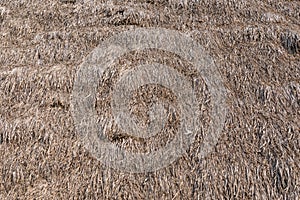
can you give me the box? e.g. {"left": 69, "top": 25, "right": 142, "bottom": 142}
{"left": 0, "top": 0, "right": 299, "bottom": 199}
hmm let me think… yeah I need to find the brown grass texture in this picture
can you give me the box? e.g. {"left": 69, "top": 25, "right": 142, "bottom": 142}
{"left": 0, "top": 0, "right": 299, "bottom": 199}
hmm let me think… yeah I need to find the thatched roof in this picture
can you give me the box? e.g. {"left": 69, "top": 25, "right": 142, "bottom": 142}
{"left": 0, "top": 0, "right": 299, "bottom": 199}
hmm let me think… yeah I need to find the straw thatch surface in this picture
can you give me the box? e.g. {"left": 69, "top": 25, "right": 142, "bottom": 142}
{"left": 0, "top": 0, "right": 299, "bottom": 199}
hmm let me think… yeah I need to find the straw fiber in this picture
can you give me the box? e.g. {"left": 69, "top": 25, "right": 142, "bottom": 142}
{"left": 0, "top": 0, "right": 299, "bottom": 199}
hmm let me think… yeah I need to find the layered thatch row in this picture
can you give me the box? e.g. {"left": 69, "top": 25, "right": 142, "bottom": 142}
{"left": 0, "top": 0, "right": 299, "bottom": 199}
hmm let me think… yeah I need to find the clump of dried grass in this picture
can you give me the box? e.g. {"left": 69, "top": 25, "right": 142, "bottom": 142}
{"left": 0, "top": 0, "right": 299, "bottom": 199}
